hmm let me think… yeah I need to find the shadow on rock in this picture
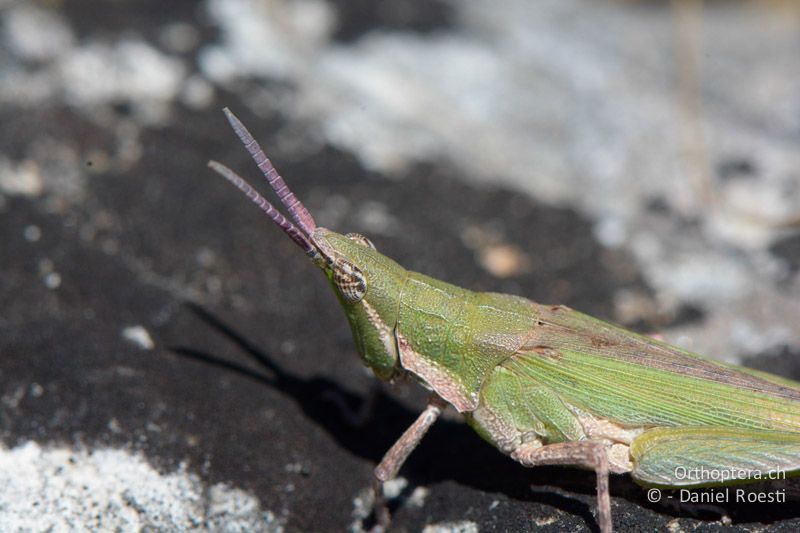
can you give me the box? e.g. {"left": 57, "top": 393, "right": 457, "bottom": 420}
{"left": 170, "top": 302, "right": 800, "bottom": 530}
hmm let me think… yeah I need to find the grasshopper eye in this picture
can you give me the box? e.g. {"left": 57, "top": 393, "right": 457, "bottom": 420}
{"left": 333, "top": 258, "right": 367, "bottom": 303}
{"left": 345, "top": 233, "right": 376, "bottom": 250}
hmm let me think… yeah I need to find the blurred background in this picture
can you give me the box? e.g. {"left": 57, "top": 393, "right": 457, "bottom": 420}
{"left": 1, "top": 0, "right": 799, "bottom": 531}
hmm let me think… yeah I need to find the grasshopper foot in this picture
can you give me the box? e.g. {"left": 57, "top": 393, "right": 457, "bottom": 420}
{"left": 369, "top": 477, "right": 391, "bottom": 532}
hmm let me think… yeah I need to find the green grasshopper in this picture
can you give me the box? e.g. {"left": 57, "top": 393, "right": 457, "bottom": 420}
{"left": 208, "top": 108, "right": 800, "bottom": 532}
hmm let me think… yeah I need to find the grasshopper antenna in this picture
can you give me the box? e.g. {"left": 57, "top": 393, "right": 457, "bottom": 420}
{"left": 208, "top": 160, "right": 317, "bottom": 256}
{"left": 222, "top": 107, "right": 317, "bottom": 236}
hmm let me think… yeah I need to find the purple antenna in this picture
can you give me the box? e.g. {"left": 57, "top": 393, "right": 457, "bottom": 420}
{"left": 208, "top": 160, "right": 316, "bottom": 256}
{"left": 222, "top": 107, "right": 317, "bottom": 236}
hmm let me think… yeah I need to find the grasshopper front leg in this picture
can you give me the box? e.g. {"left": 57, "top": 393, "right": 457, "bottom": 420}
{"left": 372, "top": 394, "right": 448, "bottom": 527}
{"left": 513, "top": 440, "right": 612, "bottom": 533}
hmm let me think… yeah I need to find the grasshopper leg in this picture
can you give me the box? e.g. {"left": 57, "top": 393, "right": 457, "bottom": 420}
{"left": 372, "top": 394, "right": 448, "bottom": 527}
{"left": 512, "top": 440, "right": 612, "bottom": 533}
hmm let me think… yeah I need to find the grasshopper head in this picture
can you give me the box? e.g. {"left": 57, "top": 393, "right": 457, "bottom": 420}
{"left": 307, "top": 228, "right": 407, "bottom": 380}
{"left": 209, "top": 109, "right": 403, "bottom": 380}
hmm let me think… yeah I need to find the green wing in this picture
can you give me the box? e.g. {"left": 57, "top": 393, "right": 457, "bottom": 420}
{"left": 504, "top": 304, "right": 800, "bottom": 433}
{"left": 630, "top": 427, "right": 800, "bottom": 486}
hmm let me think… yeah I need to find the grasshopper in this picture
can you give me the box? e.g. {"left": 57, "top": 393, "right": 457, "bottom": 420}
{"left": 208, "top": 108, "right": 800, "bottom": 532}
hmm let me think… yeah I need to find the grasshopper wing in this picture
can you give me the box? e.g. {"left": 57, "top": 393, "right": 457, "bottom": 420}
{"left": 629, "top": 426, "right": 800, "bottom": 486}
{"left": 505, "top": 304, "right": 800, "bottom": 433}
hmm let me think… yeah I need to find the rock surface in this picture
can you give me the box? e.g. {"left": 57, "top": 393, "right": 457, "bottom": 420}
{"left": 1, "top": 0, "right": 799, "bottom": 531}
